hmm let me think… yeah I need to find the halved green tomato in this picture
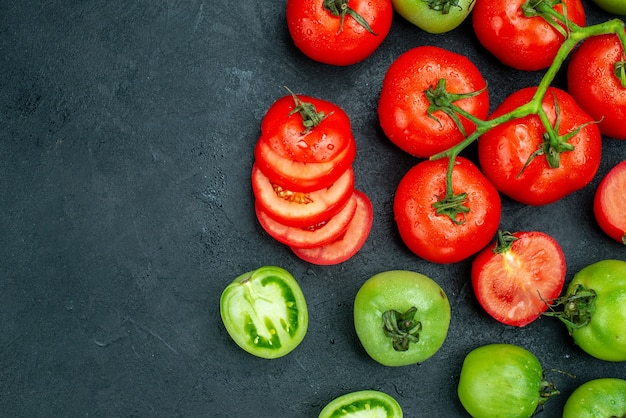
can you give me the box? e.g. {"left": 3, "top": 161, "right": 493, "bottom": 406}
{"left": 251, "top": 163, "right": 354, "bottom": 228}
{"left": 318, "top": 390, "right": 403, "bottom": 418}
{"left": 220, "top": 266, "right": 308, "bottom": 359}
{"left": 254, "top": 136, "right": 356, "bottom": 192}
{"left": 291, "top": 190, "right": 373, "bottom": 265}
{"left": 255, "top": 192, "right": 357, "bottom": 249}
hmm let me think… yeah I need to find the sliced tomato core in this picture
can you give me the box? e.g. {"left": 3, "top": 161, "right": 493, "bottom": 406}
{"left": 252, "top": 164, "right": 354, "bottom": 228}
{"left": 254, "top": 137, "right": 356, "bottom": 192}
{"left": 291, "top": 190, "right": 373, "bottom": 265}
{"left": 255, "top": 192, "right": 358, "bottom": 249}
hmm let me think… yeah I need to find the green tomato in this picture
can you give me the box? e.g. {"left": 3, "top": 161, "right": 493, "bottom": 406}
{"left": 318, "top": 390, "right": 403, "bottom": 418}
{"left": 562, "top": 378, "right": 626, "bottom": 418}
{"left": 549, "top": 259, "right": 626, "bottom": 362}
{"left": 392, "top": 0, "right": 476, "bottom": 34}
{"left": 353, "top": 270, "right": 451, "bottom": 367}
{"left": 591, "top": 0, "right": 626, "bottom": 15}
{"left": 220, "top": 266, "right": 308, "bottom": 359}
{"left": 458, "top": 344, "right": 557, "bottom": 418}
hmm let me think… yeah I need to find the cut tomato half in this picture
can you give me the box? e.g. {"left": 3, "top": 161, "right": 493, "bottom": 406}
{"left": 255, "top": 192, "right": 358, "bottom": 249}
{"left": 594, "top": 161, "right": 626, "bottom": 245}
{"left": 251, "top": 164, "right": 354, "bottom": 228}
{"left": 291, "top": 190, "right": 373, "bottom": 265}
{"left": 254, "top": 137, "right": 356, "bottom": 192}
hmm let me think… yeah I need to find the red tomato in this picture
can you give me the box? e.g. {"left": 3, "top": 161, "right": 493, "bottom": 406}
{"left": 567, "top": 32, "right": 626, "bottom": 140}
{"left": 478, "top": 86, "right": 602, "bottom": 206}
{"left": 251, "top": 164, "right": 354, "bottom": 228}
{"left": 594, "top": 161, "right": 626, "bottom": 245}
{"left": 286, "top": 0, "right": 393, "bottom": 66}
{"left": 255, "top": 93, "right": 356, "bottom": 192}
{"left": 256, "top": 192, "right": 358, "bottom": 249}
{"left": 471, "top": 231, "right": 566, "bottom": 327}
{"left": 472, "top": 0, "right": 586, "bottom": 71}
{"left": 378, "top": 46, "right": 489, "bottom": 158}
{"left": 393, "top": 157, "right": 501, "bottom": 264}
{"left": 291, "top": 190, "right": 372, "bottom": 265}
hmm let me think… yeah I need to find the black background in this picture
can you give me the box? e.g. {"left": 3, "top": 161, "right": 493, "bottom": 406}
{"left": 1, "top": 1, "right": 625, "bottom": 417}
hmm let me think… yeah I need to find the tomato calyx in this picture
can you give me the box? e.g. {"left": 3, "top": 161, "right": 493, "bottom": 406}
{"left": 492, "top": 230, "right": 519, "bottom": 254}
{"left": 285, "top": 87, "right": 333, "bottom": 134}
{"left": 521, "top": 0, "right": 575, "bottom": 38}
{"left": 425, "top": 78, "right": 486, "bottom": 137}
{"left": 424, "top": 0, "right": 464, "bottom": 14}
{"left": 323, "top": 0, "right": 377, "bottom": 35}
{"left": 431, "top": 158, "right": 471, "bottom": 225}
{"left": 382, "top": 306, "right": 423, "bottom": 351}
{"left": 543, "top": 284, "right": 598, "bottom": 331}
{"left": 538, "top": 377, "right": 561, "bottom": 405}
{"left": 614, "top": 60, "right": 626, "bottom": 88}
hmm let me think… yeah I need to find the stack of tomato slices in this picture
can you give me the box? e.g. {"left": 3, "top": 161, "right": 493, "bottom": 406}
{"left": 251, "top": 91, "right": 373, "bottom": 265}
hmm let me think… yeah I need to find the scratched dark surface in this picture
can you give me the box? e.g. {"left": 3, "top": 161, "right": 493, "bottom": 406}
{"left": 1, "top": 1, "right": 625, "bottom": 417}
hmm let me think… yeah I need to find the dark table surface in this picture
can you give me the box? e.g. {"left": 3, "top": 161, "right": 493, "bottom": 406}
{"left": 1, "top": 1, "right": 625, "bottom": 417}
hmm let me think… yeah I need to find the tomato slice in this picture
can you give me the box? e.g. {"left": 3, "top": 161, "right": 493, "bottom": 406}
{"left": 256, "top": 192, "right": 358, "bottom": 249}
{"left": 220, "top": 266, "right": 308, "bottom": 359}
{"left": 318, "top": 390, "right": 403, "bottom": 418}
{"left": 471, "top": 231, "right": 566, "bottom": 327}
{"left": 291, "top": 190, "right": 373, "bottom": 265}
{"left": 594, "top": 161, "right": 626, "bottom": 245}
{"left": 251, "top": 164, "right": 354, "bottom": 228}
{"left": 254, "top": 135, "right": 356, "bottom": 192}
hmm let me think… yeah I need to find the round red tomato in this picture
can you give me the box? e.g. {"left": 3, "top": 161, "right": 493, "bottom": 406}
{"left": 393, "top": 156, "right": 501, "bottom": 264}
{"left": 291, "top": 189, "right": 373, "bottom": 265}
{"left": 472, "top": 231, "right": 566, "bottom": 327}
{"left": 255, "top": 92, "right": 356, "bottom": 192}
{"left": 472, "top": 0, "right": 586, "bottom": 71}
{"left": 594, "top": 161, "right": 626, "bottom": 245}
{"left": 286, "top": 0, "right": 393, "bottom": 66}
{"left": 478, "top": 86, "right": 602, "bottom": 206}
{"left": 251, "top": 164, "right": 354, "bottom": 228}
{"left": 567, "top": 32, "right": 626, "bottom": 140}
{"left": 378, "top": 46, "right": 489, "bottom": 158}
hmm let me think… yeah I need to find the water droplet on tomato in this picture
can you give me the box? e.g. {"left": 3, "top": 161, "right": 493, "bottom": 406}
{"left": 327, "top": 143, "right": 334, "bottom": 150}
{"left": 297, "top": 139, "right": 308, "bottom": 149}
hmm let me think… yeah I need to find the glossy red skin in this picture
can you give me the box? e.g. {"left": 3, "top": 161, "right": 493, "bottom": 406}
{"left": 393, "top": 157, "right": 501, "bottom": 264}
{"left": 286, "top": 0, "right": 393, "bottom": 66}
{"left": 472, "top": 0, "right": 586, "bottom": 71}
{"left": 594, "top": 161, "right": 626, "bottom": 244}
{"left": 378, "top": 46, "right": 489, "bottom": 158}
{"left": 471, "top": 231, "right": 566, "bottom": 327}
{"left": 251, "top": 164, "right": 354, "bottom": 228}
{"left": 567, "top": 32, "right": 626, "bottom": 140}
{"left": 291, "top": 190, "right": 372, "bottom": 265}
{"left": 256, "top": 94, "right": 356, "bottom": 192}
{"left": 478, "top": 87, "right": 602, "bottom": 206}
{"left": 256, "top": 192, "right": 357, "bottom": 249}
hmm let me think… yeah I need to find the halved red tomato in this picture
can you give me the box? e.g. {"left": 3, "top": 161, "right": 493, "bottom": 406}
{"left": 254, "top": 136, "right": 356, "bottom": 192}
{"left": 252, "top": 164, "right": 354, "bottom": 228}
{"left": 291, "top": 190, "right": 373, "bottom": 265}
{"left": 594, "top": 161, "right": 626, "bottom": 245}
{"left": 255, "top": 193, "right": 358, "bottom": 249}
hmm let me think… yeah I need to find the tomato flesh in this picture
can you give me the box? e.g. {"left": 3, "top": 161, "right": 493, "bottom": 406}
{"left": 256, "top": 192, "right": 357, "bottom": 249}
{"left": 220, "top": 266, "right": 308, "bottom": 359}
{"left": 319, "top": 390, "right": 403, "bottom": 418}
{"left": 252, "top": 164, "right": 354, "bottom": 228}
{"left": 290, "top": 190, "right": 372, "bottom": 265}
{"left": 594, "top": 161, "right": 626, "bottom": 244}
{"left": 471, "top": 231, "right": 566, "bottom": 327}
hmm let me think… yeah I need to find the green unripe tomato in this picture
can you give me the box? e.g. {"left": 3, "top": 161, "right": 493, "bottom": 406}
{"left": 392, "top": 0, "right": 476, "bottom": 34}
{"left": 353, "top": 270, "right": 451, "bottom": 367}
{"left": 562, "top": 378, "right": 626, "bottom": 418}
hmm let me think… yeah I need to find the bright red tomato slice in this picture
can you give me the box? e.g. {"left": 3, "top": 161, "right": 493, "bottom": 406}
{"left": 252, "top": 164, "right": 354, "bottom": 228}
{"left": 594, "top": 161, "right": 626, "bottom": 245}
{"left": 254, "top": 135, "right": 356, "bottom": 192}
{"left": 471, "top": 231, "right": 566, "bottom": 327}
{"left": 291, "top": 190, "right": 373, "bottom": 265}
{"left": 255, "top": 192, "right": 358, "bottom": 249}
